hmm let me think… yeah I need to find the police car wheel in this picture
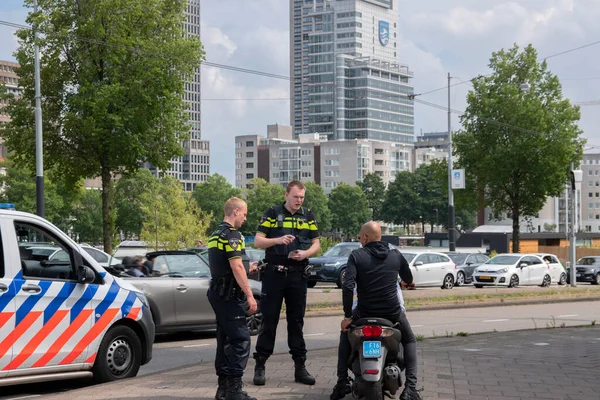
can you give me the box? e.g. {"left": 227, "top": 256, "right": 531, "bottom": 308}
{"left": 93, "top": 325, "right": 142, "bottom": 383}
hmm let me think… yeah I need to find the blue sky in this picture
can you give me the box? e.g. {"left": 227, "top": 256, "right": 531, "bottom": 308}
{"left": 2, "top": 0, "right": 599, "bottom": 183}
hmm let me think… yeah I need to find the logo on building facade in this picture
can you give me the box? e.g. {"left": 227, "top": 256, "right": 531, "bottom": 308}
{"left": 379, "top": 21, "right": 389, "bottom": 46}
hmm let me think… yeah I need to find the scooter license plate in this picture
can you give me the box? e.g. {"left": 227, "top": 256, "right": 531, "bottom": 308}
{"left": 362, "top": 341, "right": 381, "bottom": 358}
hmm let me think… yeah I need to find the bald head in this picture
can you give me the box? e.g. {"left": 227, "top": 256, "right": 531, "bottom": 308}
{"left": 359, "top": 221, "right": 381, "bottom": 245}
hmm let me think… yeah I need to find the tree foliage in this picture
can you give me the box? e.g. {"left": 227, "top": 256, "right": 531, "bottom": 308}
{"left": 454, "top": 44, "right": 585, "bottom": 252}
{"left": 193, "top": 173, "right": 241, "bottom": 234}
{"left": 357, "top": 173, "right": 386, "bottom": 220}
{"left": 0, "top": 161, "right": 79, "bottom": 232}
{"left": 1, "top": 0, "right": 204, "bottom": 253}
{"left": 303, "top": 181, "right": 332, "bottom": 233}
{"left": 70, "top": 189, "right": 103, "bottom": 244}
{"left": 115, "top": 169, "right": 161, "bottom": 240}
{"left": 381, "top": 171, "right": 419, "bottom": 233}
{"left": 328, "top": 184, "right": 371, "bottom": 238}
{"left": 243, "top": 178, "right": 286, "bottom": 236}
{"left": 140, "top": 177, "right": 210, "bottom": 250}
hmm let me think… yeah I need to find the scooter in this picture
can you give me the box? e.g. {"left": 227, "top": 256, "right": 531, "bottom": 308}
{"left": 347, "top": 317, "right": 404, "bottom": 400}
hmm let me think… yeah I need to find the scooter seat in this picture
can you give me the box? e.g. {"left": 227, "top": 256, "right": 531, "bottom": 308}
{"left": 353, "top": 317, "right": 395, "bottom": 327}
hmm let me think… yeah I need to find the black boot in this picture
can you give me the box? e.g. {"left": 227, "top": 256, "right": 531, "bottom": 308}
{"left": 253, "top": 357, "right": 266, "bottom": 386}
{"left": 215, "top": 375, "right": 227, "bottom": 400}
{"left": 294, "top": 359, "right": 316, "bottom": 385}
{"left": 400, "top": 387, "right": 422, "bottom": 400}
{"left": 225, "top": 377, "right": 256, "bottom": 400}
{"left": 330, "top": 377, "right": 351, "bottom": 400}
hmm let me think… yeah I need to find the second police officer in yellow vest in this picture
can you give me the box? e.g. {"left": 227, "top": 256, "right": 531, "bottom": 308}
{"left": 252, "top": 180, "right": 321, "bottom": 386}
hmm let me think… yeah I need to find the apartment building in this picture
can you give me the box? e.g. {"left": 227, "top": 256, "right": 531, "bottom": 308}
{"left": 0, "top": 60, "right": 22, "bottom": 160}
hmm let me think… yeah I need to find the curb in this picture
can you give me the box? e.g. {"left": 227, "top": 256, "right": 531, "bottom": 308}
{"left": 301, "top": 295, "right": 600, "bottom": 318}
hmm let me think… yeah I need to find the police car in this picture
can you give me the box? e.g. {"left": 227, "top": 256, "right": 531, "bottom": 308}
{"left": 0, "top": 204, "right": 154, "bottom": 387}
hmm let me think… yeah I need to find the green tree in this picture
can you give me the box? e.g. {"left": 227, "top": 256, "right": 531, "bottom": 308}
{"left": 303, "top": 181, "right": 332, "bottom": 233}
{"left": 243, "top": 178, "right": 285, "bottom": 236}
{"left": 115, "top": 169, "right": 161, "bottom": 240}
{"left": 357, "top": 173, "right": 386, "bottom": 220}
{"left": 1, "top": 0, "right": 204, "bottom": 253}
{"left": 414, "top": 163, "right": 447, "bottom": 233}
{"left": 140, "top": 177, "right": 210, "bottom": 250}
{"left": 71, "top": 189, "right": 103, "bottom": 244}
{"left": 454, "top": 44, "right": 585, "bottom": 252}
{"left": 328, "top": 184, "right": 371, "bottom": 239}
{"left": 0, "top": 161, "right": 79, "bottom": 232}
{"left": 381, "top": 171, "right": 419, "bottom": 234}
{"left": 193, "top": 173, "right": 241, "bottom": 234}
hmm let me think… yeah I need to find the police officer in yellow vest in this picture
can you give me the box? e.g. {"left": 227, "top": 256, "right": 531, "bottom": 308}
{"left": 252, "top": 180, "right": 320, "bottom": 386}
{"left": 208, "top": 197, "right": 257, "bottom": 400}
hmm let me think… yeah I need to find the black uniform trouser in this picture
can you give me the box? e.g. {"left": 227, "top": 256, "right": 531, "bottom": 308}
{"left": 254, "top": 267, "right": 308, "bottom": 362}
{"left": 208, "top": 287, "right": 251, "bottom": 377}
{"left": 336, "top": 311, "right": 418, "bottom": 390}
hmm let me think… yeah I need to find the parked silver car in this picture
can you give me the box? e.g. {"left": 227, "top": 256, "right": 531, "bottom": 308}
{"left": 122, "top": 250, "right": 263, "bottom": 335}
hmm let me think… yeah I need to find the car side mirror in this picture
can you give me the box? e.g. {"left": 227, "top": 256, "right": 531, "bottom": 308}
{"left": 77, "top": 265, "right": 96, "bottom": 284}
{"left": 414, "top": 261, "right": 423, "bottom": 267}
{"left": 519, "top": 263, "right": 528, "bottom": 268}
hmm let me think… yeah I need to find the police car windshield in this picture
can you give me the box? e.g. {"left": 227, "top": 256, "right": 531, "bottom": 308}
{"left": 153, "top": 254, "right": 210, "bottom": 277}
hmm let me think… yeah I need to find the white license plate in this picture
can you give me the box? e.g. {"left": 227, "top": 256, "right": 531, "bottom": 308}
{"left": 362, "top": 341, "right": 381, "bottom": 358}
{"left": 310, "top": 271, "right": 317, "bottom": 275}
{"left": 576, "top": 274, "right": 582, "bottom": 277}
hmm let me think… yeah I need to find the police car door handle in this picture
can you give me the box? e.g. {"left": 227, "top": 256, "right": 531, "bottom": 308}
{"left": 0, "top": 283, "right": 7, "bottom": 293}
{"left": 176, "top": 284, "right": 188, "bottom": 292}
{"left": 22, "top": 284, "right": 42, "bottom": 293}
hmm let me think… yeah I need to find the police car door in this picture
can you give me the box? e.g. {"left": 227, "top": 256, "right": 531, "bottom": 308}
{"left": 0, "top": 223, "right": 14, "bottom": 378}
{"left": 4, "top": 219, "right": 93, "bottom": 372}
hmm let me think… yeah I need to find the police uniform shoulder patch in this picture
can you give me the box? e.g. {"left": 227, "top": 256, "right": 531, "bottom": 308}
{"left": 229, "top": 238, "right": 239, "bottom": 249}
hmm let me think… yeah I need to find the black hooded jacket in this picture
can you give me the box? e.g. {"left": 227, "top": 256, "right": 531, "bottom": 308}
{"left": 342, "top": 241, "right": 413, "bottom": 319}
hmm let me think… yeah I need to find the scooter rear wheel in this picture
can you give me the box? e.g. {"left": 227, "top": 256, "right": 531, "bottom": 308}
{"left": 363, "top": 381, "right": 383, "bottom": 400}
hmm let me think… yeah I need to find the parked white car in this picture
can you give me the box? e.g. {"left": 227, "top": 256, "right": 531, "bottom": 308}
{"left": 472, "top": 254, "right": 552, "bottom": 288}
{"left": 401, "top": 251, "right": 457, "bottom": 289}
{"left": 537, "top": 253, "right": 567, "bottom": 285}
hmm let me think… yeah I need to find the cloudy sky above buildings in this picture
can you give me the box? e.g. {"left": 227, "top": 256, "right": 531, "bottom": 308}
{"left": 1, "top": 0, "right": 599, "bottom": 183}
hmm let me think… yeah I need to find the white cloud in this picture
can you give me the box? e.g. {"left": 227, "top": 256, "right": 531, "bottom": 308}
{"left": 202, "top": 26, "right": 237, "bottom": 59}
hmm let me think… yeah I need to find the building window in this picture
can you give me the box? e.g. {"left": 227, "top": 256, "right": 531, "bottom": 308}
{"left": 246, "top": 173, "right": 254, "bottom": 179}
{"left": 246, "top": 140, "right": 254, "bottom": 147}
{"left": 246, "top": 151, "right": 254, "bottom": 158}
{"left": 236, "top": 153, "right": 242, "bottom": 159}
{"left": 272, "top": 161, "right": 279, "bottom": 168}
{"left": 236, "top": 142, "right": 242, "bottom": 148}
{"left": 590, "top": 193, "right": 594, "bottom": 198}
{"left": 246, "top": 162, "right": 254, "bottom": 168}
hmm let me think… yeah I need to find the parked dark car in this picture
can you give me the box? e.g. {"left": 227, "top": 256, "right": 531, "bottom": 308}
{"left": 445, "top": 252, "right": 489, "bottom": 286}
{"left": 566, "top": 256, "right": 600, "bottom": 285}
{"left": 307, "top": 242, "right": 397, "bottom": 288}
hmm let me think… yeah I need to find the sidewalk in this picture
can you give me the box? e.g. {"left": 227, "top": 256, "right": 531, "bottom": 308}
{"left": 43, "top": 326, "right": 600, "bottom": 400}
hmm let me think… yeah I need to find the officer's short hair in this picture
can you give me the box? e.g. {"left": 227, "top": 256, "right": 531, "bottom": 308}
{"left": 286, "top": 180, "right": 305, "bottom": 193}
{"left": 224, "top": 197, "right": 247, "bottom": 217}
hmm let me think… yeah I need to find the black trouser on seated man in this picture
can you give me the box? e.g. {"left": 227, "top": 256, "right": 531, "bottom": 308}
{"left": 334, "top": 311, "right": 418, "bottom": 398}
{"left": 253, "top": 267, "right": 315, "bottom": 385}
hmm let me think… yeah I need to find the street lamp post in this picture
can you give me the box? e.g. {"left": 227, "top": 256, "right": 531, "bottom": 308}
{"left": 34, "top": 0, "right": 44, "bottom": 217}
{"left": 447, "top": 73, "right": 456, "bottom": 251}
{"left": 433, "top": 208, "right": 438, "bottom": 232}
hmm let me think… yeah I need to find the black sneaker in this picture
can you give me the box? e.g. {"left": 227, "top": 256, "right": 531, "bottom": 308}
{"left": 400, "top": 387, "right": 422, "bottom": 400}
{"left": 330, "top": 378, "right": 351, "bottom": 400}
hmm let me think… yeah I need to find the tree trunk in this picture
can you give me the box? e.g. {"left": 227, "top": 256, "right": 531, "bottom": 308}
{"left": 512, "top": 207, "right": 520, "bottom": 253}
{"left": 477, "top": 186, "right": 485, "bottom": 226}
{"left": 101, "top": 166, "right": 115, "bottom": 254}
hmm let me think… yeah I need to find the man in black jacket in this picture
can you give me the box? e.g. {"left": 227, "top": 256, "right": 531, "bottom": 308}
{"left": 330, "top": 221, "right": 421, "bottom": 400}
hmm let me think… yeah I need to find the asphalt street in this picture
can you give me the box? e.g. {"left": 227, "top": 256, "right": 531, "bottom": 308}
{"left": 2, "top": 298, "right": 598, "bottom": 399}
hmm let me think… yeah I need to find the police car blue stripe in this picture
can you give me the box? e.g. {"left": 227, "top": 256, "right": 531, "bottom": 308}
{"left": 70, "top": 284, "right": 100, "bottom": 323}
{"left": 44, "top": 282, "right": 76, "bottom": 324}
{"left": 120, "top": 291, "right": 137, "bottom": 318}
{"left": 99, "top": 272, "right": 106, "bottom": 279}
{"left": 94, "top": 280, "right": 120, "bottom": 322}
{"left": 0, "top": 276, "right": 25, "bottom": 313}
{"left": 15, "top": 280, "right": 52, "bottom": 325}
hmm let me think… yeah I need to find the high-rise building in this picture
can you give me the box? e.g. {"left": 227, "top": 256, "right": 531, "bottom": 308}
{"left": 290, "top": 0, "right": 414, "bottom": 144}
{"left": 146, "top": 0, "right": 210, "bottom": 191}
{"left": 0, "top": 60, "right": 22, "bottom": 160}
